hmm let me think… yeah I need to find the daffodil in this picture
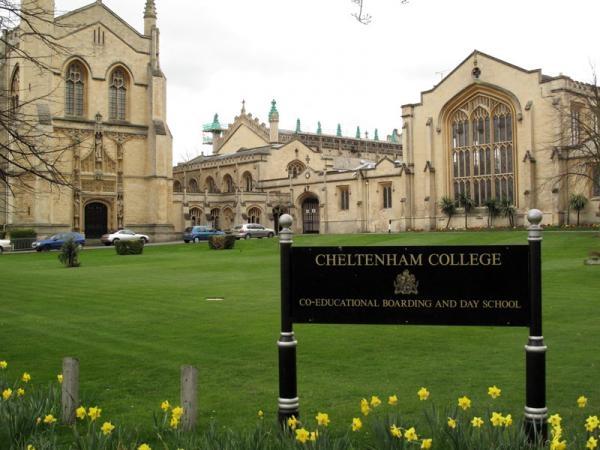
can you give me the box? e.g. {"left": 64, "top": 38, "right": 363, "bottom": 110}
{"left": 490, "top": 412, "right": 504, "bottom": 427}
{"left": 548, "top": 413, "right": 562, "bottom": 428}
{"left": 315, "top": 412, "right": 330, "bottom": 427}
{"left": 360, "top": 398, "right": 371, "bottom": 416}
{"left": 287, "top": 415, "right": 299, "bottom": 430}
{"left": 503, "top": 414, "right": 513, "bottom": 427}
{"left": 550, "top": 439, "right": 567, "bottom": 450}
{"left": 88, "top": 406, "right": 102, "bottom": 421}
{"left": 487, "top": 385, "right": 501, "bottom": 399}
{"left": 309, "top": 431, "right": 318, "bottom": 442}
{"left": 160, "top": 400, "right": 170, "bottom": 411}
{"left": 2, "top": 388, "right": 12, "bottom": 400}
{"left": 578, "top": 395, "right": 588, "bottom": 408}
{"left": 351, "top": 417, "right": 362, "bottom": 431}
{"left": 587, "top": 436, "right": 598, "bottom": 450}
{"left": 171, "top": 406, "right": 184, "bottom": 420}
{"left": 43, "top": 414, "right": 56, "bottom": 424}
{"left": 76, "top": 406, "right": 86, "bottom": 420}
{"left": 551, "top": 425, "right": 563, "bottom": 441}
{"left": 57, "top": 374, "right": 63, "bottom": 384}
{"left": 458, "top": 396, "right": 471, "bottom": 410}
{"left": 404, "top": 427, "right": 418, "bottom": 441}
{"left": 585, "top": 415, "right": 599, "bottom": 432}
{"left": 390, "top": 424, "right": 402, "bottom": 438}
{"left": 170, "top": 416, "right": 179, "bottom": 429}
{"left": 421, "top": 439, "right": 433, "bottom": 449}
{"left": 295, "top": 428, "right": 310, "bottom": 444}
{"left": 17, "top": 388, "right": 25, "bottom": 397}
{"left": 370, "top": 395, "right": 381, "bottom": 407}
{"left": 417, "top": 387, "right": 430, "bottom": 401}
{"left": 138, "top": 444, "right": 151, "bottom": 450}
{"left": 471, "top": 416, "right": 484, "bottom": 428}
{"left": 447, "top": 417, "right": 457, "bottom": 429}
{"left": 26, "top": 445, "right": 35, "bottom": 450}
{"left": 257, "top": 410, "right": 264, "bottom": 419}
{"left": 22, "top": 372, "right": 31, "bottom": 383}
{"left": 101, "top": 421, "right": 115, "bottom": 435}
{"left": 0, "top": 361, "right": 7, "bottom": 369}
{"left": 388, "top": 394, "right": 398, "bottom": 406}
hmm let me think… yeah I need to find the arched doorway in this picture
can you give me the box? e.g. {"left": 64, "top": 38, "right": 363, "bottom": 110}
{"left": 85, "top": 202, "right": 108, "bottom": 238}
{"left": 301, "top": 197, "right": 320, "bottom": 234}
{"left": 210, "top": 208, "right": 220, "bottom": 230}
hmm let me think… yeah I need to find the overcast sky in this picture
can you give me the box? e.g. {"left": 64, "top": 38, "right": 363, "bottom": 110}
{"left": 55, "top": 0, "right": 600, "bottom": 163}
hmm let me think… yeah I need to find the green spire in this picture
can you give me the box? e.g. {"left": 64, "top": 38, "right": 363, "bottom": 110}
{"left": 295, "top": 118, "right": 301, "bottom": 133}
{"left": 389, "top": 128, "right": 399, "bottom": 143}
{"left": 336, "top": 124, "right": 342, "bottom": 137}
{"left": 268, "top": 99, "right": 279, "bottom": 121}
{"left": 355, "top": 126, "right": 361, "bottom": 139}
{"left": 374, "top": 128, "right": 379, "bottom": 141}
{"left": 211, "top": 113, "right": 221, "bottom": 129}
{"left": 317, "top": 121, "right": 322, "bottom": 135}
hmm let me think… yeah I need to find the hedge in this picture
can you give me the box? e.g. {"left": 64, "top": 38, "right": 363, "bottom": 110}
{"left": 115, "top": 239, "right": 144, "bottom": 255}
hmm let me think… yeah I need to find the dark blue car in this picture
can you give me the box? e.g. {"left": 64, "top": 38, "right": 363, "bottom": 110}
{"left": 32, "top": 232, "right": 85, "bottom": 251}
{"left": 183, "top": 226, "right": 224, "bottom": 243}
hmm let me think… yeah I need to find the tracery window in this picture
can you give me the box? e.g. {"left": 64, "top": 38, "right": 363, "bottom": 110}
{"left": 205, "top": 176, "right": 217, "bottom": 193}
{"left": 173, "top": 180, "right": 182, "bottom": 192}
{"left": 189, "top": 207, "right": 202, "bottom": 226}
{"left": 65, "top": 61, "right": 85, "bottom": 117}
{"left": 109, "top": 68, "right": 127, "bottom": 121}
{"left": 287, "top": 160, "right": 306, "bottom": 178}
{"left": 248, "top": 207, "right": 261, "bottom": 224}
{"left": 339, "top": 186, "right": 349, "bottom": 210}
{"left": 450, "top": 94, "right": 515, "bottom": 206}
{"left": 10, "top": 66, "right": 19, "bottom": 112}
{"left": 242, "top": 172, "right": 253, "bottom": 192}
{"left": 188, "top": 178, "right": 199, "bottom": 193}
{"left": 223, "top": 174, "right": 235, "bottom": 193}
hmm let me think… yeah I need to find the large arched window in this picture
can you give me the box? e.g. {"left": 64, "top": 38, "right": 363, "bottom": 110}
{"left": 223, "top": 174, "right": 235, "bottom": 193}
{"left": 188, "top": 178, "right": 199, "bottom": 193}
{"left": 65, "top": 61, "right": 86, "bottom": 117}
{"left": 173, "top": 180, "right": 182, "bottom": 192}
{"left": 10, "top": 66, "right": 19, "bottom": 113}
{"left": 109, "top": 67, "right": 128, "bottom": 121}
{"left": 248, "top": 207, "right": 261, "bottom": 224}
{"left": 449, "top": 94, "right": 515, "bottom": 206}
{"left": 242, "top": 172, "right": 253, "bottom": 192}
{"left": 189, "top": 207, "right": 202, "bottom": 226}
{"left": 287, "top": 160, "right": 305, "bottom": 178}
{"left": 205, "top": 176, "right": 217, "bottom": 193}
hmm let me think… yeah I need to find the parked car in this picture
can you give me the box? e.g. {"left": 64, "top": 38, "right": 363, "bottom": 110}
{"left": 100, "top": 229, "right": 150, "bottom": 246}
{"left": 232, "top": 224, "right": 275, "bottom": 240}
{"left": 0, "top": 238, "right": 11, "bottom": 254}
{"left": 183, "top": 226, "right": 225, "bottom": 243}
{"left": 32, "top": 232, "right": 85, "bottom": 252}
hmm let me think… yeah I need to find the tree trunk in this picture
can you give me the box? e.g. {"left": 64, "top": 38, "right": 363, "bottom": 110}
{"left": 464, "top": 211, "right": 468, "bottom": 230}
{"left": 577, "top": 210, "right": 580, "bottom": 227}
{"left": 446, "top": 215, "right": 451, "bottom": 229}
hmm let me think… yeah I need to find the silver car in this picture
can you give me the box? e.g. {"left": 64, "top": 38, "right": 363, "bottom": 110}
{"left": 233, "top": 224, "right": 275, "bottom": 239}
{"left": 0, "top": 239, "right": 11, "bottom": 254}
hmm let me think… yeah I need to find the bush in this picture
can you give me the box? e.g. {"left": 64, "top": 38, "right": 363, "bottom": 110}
{"left": 115, "top": 239, "right": 144, "bottom": 255}
{"left": 9, "top": 228, "right": 37, "bottom": 239}
{"left": 58, "top": 238, "right": 81, "bottom": 268}
{"left": 208, "top": 235, "right": 236, "bottom": 250}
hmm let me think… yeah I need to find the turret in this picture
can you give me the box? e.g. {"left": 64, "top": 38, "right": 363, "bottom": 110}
{"left": 268, "top": 99, "right": 279, "bottom": 143}
{"left": 144, "top": 0, "right": 157, "bottom": 36}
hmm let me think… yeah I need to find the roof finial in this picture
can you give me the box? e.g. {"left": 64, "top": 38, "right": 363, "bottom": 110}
{"left": 336, "top": 124, "right": 342, "bottom": 137}
{"left": 317, "top": 121, "right": 322, "bottom": 135}
{"left": 365, "top": 131, "right": 369, "bottom": 140}
{"left": 355, "top": 126, "right": 361, "bottom": 139}
{"left": 472, "top": 51, "right": 481, "bottom": 79}
{"left": 268, "top": 99, "right": 278, "bottom": 121}
{"left": 241, "top": 99, "right": 246, "bottom": 114}
{"left": 295, "top": 118, "right": 301, "bottom": 134}
{"left": 144, "top": 0, "right": 157, "bottom": 18}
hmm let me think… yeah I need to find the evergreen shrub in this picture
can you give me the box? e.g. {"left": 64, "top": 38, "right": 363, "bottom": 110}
{"left": 115, "top": 239, "right": 144, "bottom": 255}
{"left": 208, "top": 235, "right": 236, "bottom": 250}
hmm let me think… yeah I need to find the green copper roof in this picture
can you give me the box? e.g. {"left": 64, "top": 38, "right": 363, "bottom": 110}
{"left": 355, "top": 126, "right": 361, "bottom": 139}
{"left": 268, "top": 99, "right": 278, "bottom": 121}
{"left": 336, "top": 124, "right": 342, "bottom": 137}
{"left": 317, "top": 121, "right": 322, "bottom": 135}
{"left": 374, "top": 129, "right": 379, "bottom": 141}
{"left": 295, "top": 118, "right": 301, "bottom": 133}
{"left": 389, "top": 128, "right": 399, "bottom": 143}
{"left": 202, "top": 113, "right": 224, "bottom": 132}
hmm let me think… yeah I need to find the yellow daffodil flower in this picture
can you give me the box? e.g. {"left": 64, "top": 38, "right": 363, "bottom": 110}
{"left": 447, "top": 417, "right": 457, "bottom": 429}
{"left": 309, "top": 431, "right": 318, "bottom": 442}
{"left": 504, "top": 414, "right": 513, "bottom": 427}
{"left": 170, "top": 416, "right": 179, "bottom": 429}
{"left": 471, "top": 416, "right": 484, "bottom": 428}
{"left": 351, "top": 417, "right": 362, "bottom": 431}
{"left": 57, "top": 374, "right": 63, "bottom": 384}
{"left": 551, "top": 439, "right": 567, "bottom": 450}
{"left": 17, "top": 388, "right": 25, "bottom": 397}
{"left": 360, "top": 398, "right": 371, "bottom": 416}
{"left": 490, "top": 412, "right": 504, "bottom": 427}
{"left": 404, "top": 427, "right": 418, "bottom": 441}
{"left": 2, "top": 388, "right": 12, "bottom": 400}
{"left": 295, "top": 428, "right": 309, "bottom": 444}
{"left": 388, "top": 394, "right": 398, "bottom": 406}
{"left": 548, "top": 413, "right": 562, "bottom": 428}
{"left": 417, "top": 387, "right": 430, "bottom": 401}
{"left": 101, "top": 421, "right": 115, "bottom": 435}
{"left": 257, "top": 410, "right": 264, "bottom": 419}
{"left": 43, "top": 414, "right": 56, "bottom": 424}
{"left": 421, "top": 439, "right": 433, "bottom": 449}
{"left": 87, "top": 406, "right": 102, "bottom": 421}
{"left": 76, "top": 406, "right": 86, "bottom": 420}
{"left": 22, "top": 372, "right": 31, "bottom": 383}
{"left": 370, "top": 395, "right": 382, "bottom": 407}
{"left": 315, "top": 412, "right": 330, "bottom": 427}
{"left": 458, "top": 396, "right": 471, "bottom": 410}
{"left": 587, "top": 436, "right": 598, "bottom": 450}
{"left": 551, "top": 425, "right": 563, "bottom": 441}
{"left": 487, "top": 385, "right": 501, "bottom": 399}
{"left": 287, "top": 415, "right": 298, "bottom": 430}
{"left": 26, "top": 445, "right": 36, "bottom": 450}
{"left": 585, "top": 416, "right": 599, "bottom": 432}
{"left": 160, "top": 400, "right": 170, "bottom": 411}
{"left": 578, "top": 396, "right": 588, "bottom": 408}
{"left": 390, "top": 424, "right": 402, "bottom": 438}
{"left": 138, "top": 444, "right": 151, "bottom": 450}
{"left": 171, "top": 406, "right": 184, "bottom": 420}
{"left": 0, "top": 361, "right": 7, "bottom": 369}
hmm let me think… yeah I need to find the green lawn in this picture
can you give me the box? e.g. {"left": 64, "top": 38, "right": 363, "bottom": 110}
{"left": 0, "top": 231, "right": 598, "bottom": 432}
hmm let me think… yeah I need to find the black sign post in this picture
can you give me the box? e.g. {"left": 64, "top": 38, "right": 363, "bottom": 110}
{"left": 276, "top": 210, "right": 546, "bottom": 442}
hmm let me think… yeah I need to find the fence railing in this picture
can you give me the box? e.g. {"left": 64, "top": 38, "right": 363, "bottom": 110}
{"left": 10, "top": 238, "right": 36, "bottom": 251}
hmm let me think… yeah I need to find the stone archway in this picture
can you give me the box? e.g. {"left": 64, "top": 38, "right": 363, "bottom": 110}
{"left": 84, "top": 202, "right": 108, "bottom": 238}
{"left": 300, "top": 195, "right": 320, "bottom": 234}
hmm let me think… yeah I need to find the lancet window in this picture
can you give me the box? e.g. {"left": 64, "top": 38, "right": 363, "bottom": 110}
{"left": 10, "top": 66, "right": 19, "bottom": 112}
{"left": 65, "top": 62, "right": 85, "bottom": 117}
{"left": 109, "top": 68, "right": 127, "bottom": 121}
{"left": 449, "top": 94, "right": 515, "bottom": 206}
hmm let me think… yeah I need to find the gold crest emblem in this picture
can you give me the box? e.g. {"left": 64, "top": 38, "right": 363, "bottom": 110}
{"left": 394, "top": 269, "right": 419, "bottom": 295}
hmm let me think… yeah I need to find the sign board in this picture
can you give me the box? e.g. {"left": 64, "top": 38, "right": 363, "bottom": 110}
{"left": 290, "top": 245, "right": 529, "bottom": 326}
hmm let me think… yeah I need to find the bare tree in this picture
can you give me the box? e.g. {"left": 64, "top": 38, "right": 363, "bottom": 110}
{"left": 350, "top": 0, "right": 409, "bottom": 25}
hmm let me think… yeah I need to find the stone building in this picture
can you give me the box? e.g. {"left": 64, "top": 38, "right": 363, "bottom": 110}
{"left": 0, "top": 0, "right": 174, "bottom": 240}
{"left": 173, "top": 51, "right": 600, "bottom": 233}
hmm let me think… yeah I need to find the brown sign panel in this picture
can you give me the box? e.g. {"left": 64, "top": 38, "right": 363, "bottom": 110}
{"left": 290, "top": 245, "right": 530, "bottom": 326}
